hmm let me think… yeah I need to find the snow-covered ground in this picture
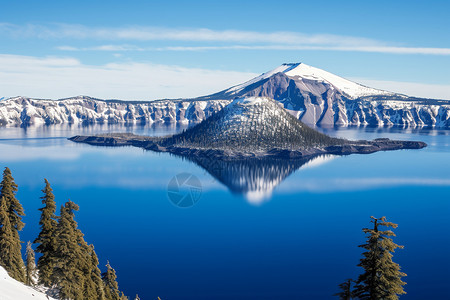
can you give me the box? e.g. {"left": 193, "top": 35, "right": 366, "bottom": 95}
{"left": 0, "top": 266, "right": 56, "bottom": 300}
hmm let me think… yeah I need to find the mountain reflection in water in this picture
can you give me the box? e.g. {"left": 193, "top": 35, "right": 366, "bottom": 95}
{"left": 181, "top": 154, "right": 336, "bottom": 204}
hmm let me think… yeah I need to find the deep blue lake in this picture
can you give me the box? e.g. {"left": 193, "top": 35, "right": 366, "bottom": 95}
{"left": 0, "top": 124, "right": 449, "bottom": 300}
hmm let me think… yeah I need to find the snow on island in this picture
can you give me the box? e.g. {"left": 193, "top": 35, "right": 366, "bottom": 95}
{"left": 69, "top": 97, "right": 427, "bottom": 159}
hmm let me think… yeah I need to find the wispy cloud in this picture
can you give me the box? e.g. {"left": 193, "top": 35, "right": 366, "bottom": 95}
{"left": 3, "top": 23, "right": 450, "bottom": 55}
{"left": 56, "top": 44, "right": 450, "bottom": 56}
{"left": 351, "top": 78, "right": 450, "bottom": 100}
{"left": 1, "top": 52, "right": 449, "bottom": 100}
{"left": 160, "top": 45, "right": 450, "bottom": 55}
{"left": 0, "top": 23, "right": 382, "bottom": 46}
{"left": 56, "top": 44, "right": 145, "bottom": 51}
{"left": 0, "top": 54, "right": 257, "bottom": 100}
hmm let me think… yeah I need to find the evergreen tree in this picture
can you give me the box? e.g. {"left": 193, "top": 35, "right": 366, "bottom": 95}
{"left": 0, "top": 197, "right": 25, "bottom": 282}
{"left": 102, "top": 261, "right": 121, "bottom": 300}
{"left": 34, "top": 179, "right": 58, "bottom": 287}
{"left": 353, "top": 216, "right": 406, "bottom": 300}
{"left": 334, "top": 278, "right": 353, "bottom": 300}
{"left": 83, "top": 244, "right": 105, "bottom": 300}
{"left": 0, "top": 167, "right": 26, "bottom": 283}
{"left": 52, "top": 201, "right": 86, "bottom": 300}
{"left": 25, "top": 241, "right": 36, "bottom": 286}
{"left": 52, "top": 200, "right": 106, "bottom": 300}
{"left": 0, "top": 167, "right": 25, "bottom": 233}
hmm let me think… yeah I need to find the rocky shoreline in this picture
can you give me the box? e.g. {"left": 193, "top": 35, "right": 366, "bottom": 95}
{"left": 69, "top": 134, "right": 427, "bottom": 160}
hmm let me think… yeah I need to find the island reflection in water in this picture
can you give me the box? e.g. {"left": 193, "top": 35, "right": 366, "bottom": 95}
{"left": 177, "top": 153, "right": 336, "bottom": 204}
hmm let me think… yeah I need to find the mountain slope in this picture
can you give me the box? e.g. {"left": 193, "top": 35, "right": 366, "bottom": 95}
{"left": 1, "top": 63, "right": 449, "bottom": 128}
{"left": 200, "top": 63, "right": 450, "bottom": 127}
{"left": 217, "top": 63, "right": 396, "bottom": 100}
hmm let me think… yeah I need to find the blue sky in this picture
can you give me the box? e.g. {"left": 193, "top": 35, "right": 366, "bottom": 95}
{"left": 1, "top": 0, "right": 449, "bottom": 100}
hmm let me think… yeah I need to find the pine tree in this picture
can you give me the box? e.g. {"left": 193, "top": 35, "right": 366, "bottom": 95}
{"left": 34, "top": 179, "right": 58, "bottom": 287}
{"left": 52, "top": 201, "right": 86, "bottom": 300}
{"left": 102, "top": 261, "right": 121, "bottom": 300}
{"left": 0, "top": 167, "right": 26, "bottom": 283}
{"left": 353, "top": 216, "right": 406, "bottom": 300}
{"left": 25, "top": 241, "right": 36, "bottom": 286}
{"left": 0, "top": 167, "right": 25, "bottom": 233}
{"left": 83, "top": 244, "right": 105, "bottom": 300}
{"left": 334, "top": 278, "right": 353, "bottom": 300}
{"left": 0, "top": 197, "right": 25, "bottom": 282}
{"left": 48, "top": 199, "right": 106, "bottom": 300}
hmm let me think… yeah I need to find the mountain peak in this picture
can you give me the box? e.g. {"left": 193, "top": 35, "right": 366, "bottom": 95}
{"left": 282, "top": 63, "right": 394, "bottom": 99}
{"left": 223, "top": 62, "right": 395, "bottom": 100}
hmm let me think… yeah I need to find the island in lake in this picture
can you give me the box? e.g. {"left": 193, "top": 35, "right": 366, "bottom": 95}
{"left": 70, "top": 97, "right": 427, "bottom": 160}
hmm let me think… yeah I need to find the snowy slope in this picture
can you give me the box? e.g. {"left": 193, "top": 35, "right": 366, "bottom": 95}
{"left": 226, "top": 63, "right": 395, "bottom": 99}
{"left": 0, "top": 266, "right": 56, "bottom": 300}
{"left": 284, "top": 63, "right": 396, "bottom": 99}
{"left": 227, "top": 64, "right": 297, "bottom": 93}
{"left": 0, "top": 63, "right": 449, "bottom": 128}
{"left": 168, "top": 96, "right": 339, "bottom": 152}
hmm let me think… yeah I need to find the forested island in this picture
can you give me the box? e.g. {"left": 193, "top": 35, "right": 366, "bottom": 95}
{"left": 70, "top": 97, "right": 427, "bottom": 159}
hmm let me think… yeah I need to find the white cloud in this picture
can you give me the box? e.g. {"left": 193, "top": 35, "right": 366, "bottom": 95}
{"left": 3, "top": 23, "right": 450, "bottom": 56}
{"left": 57, "top": 44, "right": 450, "bottom": 56}
{"left": 54, "top": 44, "right": 450, "bottom": 56}
{"left": 0, "top": 54, "right": 257, "bottom": 100}
{"left": 56, "top": 44, "right": 145, "bottom": 51}
{"left": 0, "top": 23, "right": 382, "bottom": 46}
{"left": 351, "top": 78, "right": 450, "bottom": 100}
{"left": 0, "top": 53, "right": 449, "bottom": 100}
{"left": 165, "top": 45, "right": 450, "bottom": 55}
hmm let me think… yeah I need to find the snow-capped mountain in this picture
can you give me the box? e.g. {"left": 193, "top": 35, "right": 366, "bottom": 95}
{"left": 202, "top": 63, "right": 450, "bottom": 127}
{"left": 223, "top": 63, "right": 396, "bottom": 100}
{"left": 0, "top": 63, "right": 449, "bottom": 128}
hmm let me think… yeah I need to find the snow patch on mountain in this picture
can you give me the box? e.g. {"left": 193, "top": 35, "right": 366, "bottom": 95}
{"left": 226, "top": 63, "right": 395, "bottom": 100}
{"left": 284, "top": 63, "right": 396, "bottom": 99}
{"left": 227, "top": 64, "right": 296, "bottom": 93}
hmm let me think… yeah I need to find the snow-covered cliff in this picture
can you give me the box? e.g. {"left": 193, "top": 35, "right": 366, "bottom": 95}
{"left": 1, "top": 63, "right": 449, "bottom": 128}
{"left": 0, "top": 96, "right": 230, "bottom": 126}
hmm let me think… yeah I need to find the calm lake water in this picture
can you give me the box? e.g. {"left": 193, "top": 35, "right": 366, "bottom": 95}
{"left": 0, "top": 124, "right": 449, "bottom": 300}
